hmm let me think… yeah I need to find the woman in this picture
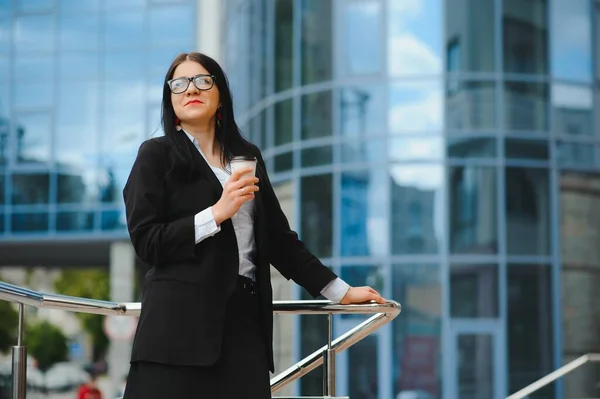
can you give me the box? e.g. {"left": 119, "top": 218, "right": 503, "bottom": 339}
{"left": 122, "top": 52, "right": 385, "bottom": 398}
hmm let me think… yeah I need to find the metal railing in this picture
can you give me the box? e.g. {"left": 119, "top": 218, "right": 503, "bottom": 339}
{"left": 507, "top": 353, "right": 600, "bottom": 399}
{"left": 0, "top": 280, "right": 401, "bottom": 399}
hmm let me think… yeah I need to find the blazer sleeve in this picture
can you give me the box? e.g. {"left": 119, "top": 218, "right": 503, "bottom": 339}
{"left": 123, "top": 140, "right": 197, "bottom": 265}
{"left": 255, "top": 149, "right": 338, "bottom": 297}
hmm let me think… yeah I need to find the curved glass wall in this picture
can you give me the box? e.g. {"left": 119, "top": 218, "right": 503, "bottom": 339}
{"left": 0, "top": 0, "right": 197, "bottom": 238}
{"left": 225, "top": 0, "right": 599, "bottom": 397}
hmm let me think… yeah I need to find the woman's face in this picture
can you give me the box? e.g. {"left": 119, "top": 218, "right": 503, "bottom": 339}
{"left": 170, "top": 60, "right": 220, "bottom": 126}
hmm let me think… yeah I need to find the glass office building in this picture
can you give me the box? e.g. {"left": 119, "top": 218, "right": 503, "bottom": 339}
{"left": 224, "top": 0, "right": 600, "bottom": 398}
{"left": 0, "top": 0, "right": 196, "bottom": 239}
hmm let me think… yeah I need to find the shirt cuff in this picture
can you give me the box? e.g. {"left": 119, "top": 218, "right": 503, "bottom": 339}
{"left": 320, "top": 277, "right": 350, "bottom": 303}
{"left": 194, "top": 207, "right": 221, "bottom": 244}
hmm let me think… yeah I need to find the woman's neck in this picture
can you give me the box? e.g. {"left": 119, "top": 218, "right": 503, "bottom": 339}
{"left": 180, "top": 120, "right": 220, "bottom": 159}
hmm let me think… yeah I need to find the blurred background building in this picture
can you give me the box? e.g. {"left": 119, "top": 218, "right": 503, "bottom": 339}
{"left": 223, "top": 0, "right": 600, "bottom": 398}
{"left": 0, "top": 0, "right": 599, "bottom": 398}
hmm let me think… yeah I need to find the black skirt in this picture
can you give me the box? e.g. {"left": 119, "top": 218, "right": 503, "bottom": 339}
{"left": 122, "top": 277, "right": 271, "bottom": 399}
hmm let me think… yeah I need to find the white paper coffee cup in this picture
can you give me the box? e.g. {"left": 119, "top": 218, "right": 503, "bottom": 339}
{"left": 230, "top": 155, "right": 257, "bottom": 178}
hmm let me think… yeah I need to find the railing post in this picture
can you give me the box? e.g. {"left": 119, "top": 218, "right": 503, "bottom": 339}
{"left": 323, "top": 312, "right": 335, "bottom": 396}
{"left": 12, "top": 303, "right": 27, "bottom": 399}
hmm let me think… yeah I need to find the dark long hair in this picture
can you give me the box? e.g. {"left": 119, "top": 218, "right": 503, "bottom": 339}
{"left": 161, "top": 52, "right": 255, "bottom": 178}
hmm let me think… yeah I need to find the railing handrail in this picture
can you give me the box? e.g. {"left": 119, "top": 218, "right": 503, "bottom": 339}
{"left": 0, "top": 280, "right": 400, "bottom": 317}
{"left": 506, "top": 353, "right": 600, "bottom": 399}
{"left": 0, "top": 279, "right": 401, "bottom": 397}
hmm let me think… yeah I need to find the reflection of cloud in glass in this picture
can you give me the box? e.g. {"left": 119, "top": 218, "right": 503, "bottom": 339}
{"left": 387, "top": 0, "right": 442, "bottom": 75}
{"left": 551, "top": 0, "right": 592, "bottom": 81}
{"left": 389, "top": 137, "right": 443, "bottom": 160}
{"left": 552, "top": 83, "right": 592, "bottom": 109}
{"left": 389, "top": 81, "right": 442, "bottom": 132}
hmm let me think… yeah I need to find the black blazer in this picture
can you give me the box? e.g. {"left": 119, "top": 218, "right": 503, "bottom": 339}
{"left": 122, "top": 130, "right": 337, "bottom": 371}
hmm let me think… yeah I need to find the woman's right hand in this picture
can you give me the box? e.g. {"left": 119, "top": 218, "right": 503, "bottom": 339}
{"left": 212, "top": 167, "right": 259, "bottom": 225}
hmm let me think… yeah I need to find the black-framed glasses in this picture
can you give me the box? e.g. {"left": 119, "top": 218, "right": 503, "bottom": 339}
{"left": 167, "top": 74, "right": 216, "bottom": 94}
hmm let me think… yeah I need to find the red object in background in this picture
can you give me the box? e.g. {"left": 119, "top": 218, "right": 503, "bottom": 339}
{"left": 398, "top": 336, "right": 440, "bottom": 396}
{"left": 77, "top": 384, "right": 103, "bottom": 399}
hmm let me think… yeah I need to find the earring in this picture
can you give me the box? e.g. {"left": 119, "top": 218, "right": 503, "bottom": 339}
{"left": 175, "top": 117, "right": 180, "bottom": 125}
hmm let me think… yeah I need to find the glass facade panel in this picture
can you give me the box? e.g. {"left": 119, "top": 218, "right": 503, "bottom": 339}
{"left": 12, "top": 174, "right": 50, "bottom": 205}
{"left": 0, "top": 0, "right": 12, "bottom": 17}
{"left": 14, "top": 83, "right": 53, "bottom": 110}
{"left": 451, "top": 264, "right": 498, "bottom": 318}
{"left": 300, "top": 0, "right": 332, "bottom": 84}
{"left": 0, "top": 18, "right": 9, "bottom": 54}
{"left": 391, "top": 165, "right": 442, "bottom": 255}
{"left": 274, "top": 99, "right": 292, "bottom": 146}
{"left": 457, "top": 334, "right": 495, "bottom": 399}
{"left": 15, "top": 113, "right": 52, "bottom": 164}
{"left": 57, "top": 169, "right": 97, "bottom": 205}
{"left": 505, "top": 138, "right": 549, "bottom": 161}
{"left": 59, "top": 14, "right": 100, "bottom": 52}
{"left": 446, "top": 81, "right": 497, "bottom": 131}
{"left": 503, "top": 0, "right": 548, "bottom": 74}
{"left": 147, "top": 4, "right": 195, "bottom": 47}
{"left": 387, "top": 0, "right": 442, "bottom": 75}
{"left": 56, "top": 211, "right": 94, "bottom": 232}
{"left": 15, "top": 54, "right": 53, "bottom": 82}
{"left": 506, "top": 167, "right": 550, "bottom": 256}
{"left": 349, "top": 335, "right": 379, "bottom": 399}
{"left": 446, "top": 137, "right": 497, "bottom": 158}
{"left": 449, "top": 166, "right": 498, "bottom": 254}
{"left": 56, "top": 82, "right": 98, "bottom": 166}
{"left": 446, "top": 0, "right": 495, "bottom": 72}
{"left": 59, "top": 0, "right": 101, "bottom": 12}
{"left": 59, "top": 54, "right": 100, "bottom": 81}
{"left": 301, "top": 145, "right": 332, "bottom": 167}
{"left": 552, "top": 83, "right": 593, "bottom": 137}
{"left": 504, "top": 82, "right": 548, "bottom": 132}
{"left": 0, "top": 173, "right": 4, "bottom": 205}
{"left": 551, "top": 0, "right": 592, "bottom": 81}
{"left": 11, "top": 212, "right": 49, "bottom": 232}
{"left": 389, "top": 137, "right": 443, "bottom": 161}
{"left": 18, "top": 0, "right": 54, "bottom": 13}
{"left": 340, "top": 85, "right": 386, "bottom": 136}
{"left": 104, "top": 11, "right": 144, "bottom": 49}
{"left": 392, "top": 263, "right": 441, "bottom": 398}
{"left": 14, "top": 14, "right": 56, "bottom": 53}
{"left": 556, "top": 142, "right": 597, "bottom": 168}
{"left": 100, "top": 80, "right": 145, "bottom": 166}
{"left": 341, "top": 170, "right": 387, "bottom": 257}
{"left": 274, "top": 152, "right": 292, "bottom": 172}
{"left": 389, "top": 81, "right": 443, "bottom": 133}
{"left": 508, "top": 265, "right": 554, "bottom": 398}
{"left": 341, "top": 139, "right": 386, "bottom": 164}
{"left": 274, "top": 0, "right": 293, "bottom": 92}
{"left": 339, "top": 0, "right": 382, "bottom": 76}
{"left": 301, "top": 91, "right": 332, "bottom": 140}
{"left": 301, "top": 174, "right": 332, "bottom": 258}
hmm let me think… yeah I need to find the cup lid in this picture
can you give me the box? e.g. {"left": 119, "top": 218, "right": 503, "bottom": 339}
{"left": 231, "top": 155, "right": 257, "bottom": 161}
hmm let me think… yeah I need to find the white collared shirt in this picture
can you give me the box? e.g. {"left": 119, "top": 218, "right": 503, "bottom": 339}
{"left": 183, "top": 131, "right": 349, "bottom": 303}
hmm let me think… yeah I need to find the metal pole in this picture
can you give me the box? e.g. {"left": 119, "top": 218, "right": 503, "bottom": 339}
{"left": 12, "top": 303, "right": 27, "bottom": 399}
{"left": 323, "top": 313, "right": 335, "bottom": 396}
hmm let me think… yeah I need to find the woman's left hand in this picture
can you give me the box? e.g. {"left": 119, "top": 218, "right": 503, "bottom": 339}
{"left": 339, "top": 286, "right": 385, "bottom": 305}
